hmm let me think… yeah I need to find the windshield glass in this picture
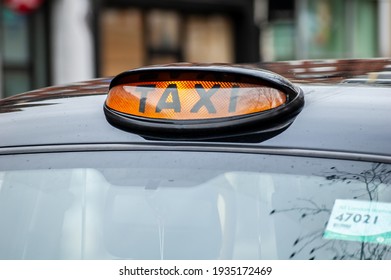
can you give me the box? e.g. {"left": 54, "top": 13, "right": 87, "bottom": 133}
{"left": 0, "top": 151, "right": 390, "bottom": 260}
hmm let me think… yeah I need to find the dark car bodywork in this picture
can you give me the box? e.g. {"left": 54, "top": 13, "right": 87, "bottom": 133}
{"left": 1, "top": 59, "right": 390, "bottom": 160}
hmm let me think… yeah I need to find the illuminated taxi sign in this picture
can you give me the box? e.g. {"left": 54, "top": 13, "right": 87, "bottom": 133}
{"left": 106, "top": 80, "right": 286, "bottom": 120}
{"left": 104, "top": 65, "right": 304, "bottom": 140}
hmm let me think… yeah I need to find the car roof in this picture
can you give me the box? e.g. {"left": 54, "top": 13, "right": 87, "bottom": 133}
{"left": 0, "top": 65, "right": 390, "bottom": 160}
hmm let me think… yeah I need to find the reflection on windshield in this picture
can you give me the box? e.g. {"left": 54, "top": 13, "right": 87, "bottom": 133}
{"left": 0, "top": 151, "right": 390, "bottom": 260}
{"left": 270, "top": 163, "right": 391, "bottom": 260}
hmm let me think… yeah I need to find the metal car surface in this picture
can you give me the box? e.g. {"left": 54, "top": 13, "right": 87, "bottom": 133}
{"left": 0, "top": 59, "right": 390, "bottom": 260}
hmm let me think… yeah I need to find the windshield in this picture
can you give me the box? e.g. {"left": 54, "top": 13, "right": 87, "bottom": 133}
{"left": 0, "top": 151, "right": 390, "bottom": 260}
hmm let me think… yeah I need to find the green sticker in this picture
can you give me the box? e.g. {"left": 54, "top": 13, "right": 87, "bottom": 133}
{"left": 324, "top": 199, "right": 391, "bottom": 245}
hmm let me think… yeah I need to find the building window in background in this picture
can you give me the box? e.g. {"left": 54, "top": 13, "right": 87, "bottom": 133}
{"left": 262, "top": 0, "right": 378, "bottom": 61}
{"left": 0, "top": 0, "right": 50, "bottom": 98}
{"left": 100, "top": 8, "right": 234, "bottom": 77}
{"left": 100, "top": 8, "right": 144, "bottom": 77}
{"left": 184, "top": 14, "right": 233, "bottom": 64}
{"left": 1, "top": 8, "right": 31, "bottom": 97}
{"left": 145, "top": 10, "right": 182, "bottom": 65}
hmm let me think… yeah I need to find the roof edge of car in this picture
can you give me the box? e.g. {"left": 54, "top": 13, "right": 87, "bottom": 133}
{"left": 0, "top": 143, "right": 390, "bottom": 164}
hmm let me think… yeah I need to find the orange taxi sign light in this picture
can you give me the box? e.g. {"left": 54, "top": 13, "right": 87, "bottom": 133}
{"left": 104, "top": 65, "right": 304, "bottom": 140}
{"left": 106, "top": 80, "right": 287, "bottom": 120}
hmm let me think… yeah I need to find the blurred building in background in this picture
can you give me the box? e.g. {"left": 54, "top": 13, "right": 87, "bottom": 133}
{"left": 1, "top": 0, "right": 390, "bottom": 98}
